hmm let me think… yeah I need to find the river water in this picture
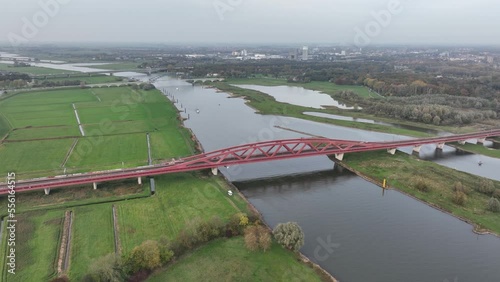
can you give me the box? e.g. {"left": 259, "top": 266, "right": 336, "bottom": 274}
{"left": 152, "top": 77, "right": 500, "bottom": 282}
{"left": 4, "top": 56, "right": 498, "bottom": 281}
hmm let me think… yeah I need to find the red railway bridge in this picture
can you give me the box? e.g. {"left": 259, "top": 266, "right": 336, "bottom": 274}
{"left": 1, "top": 129, "right": 499, "bottom": 195}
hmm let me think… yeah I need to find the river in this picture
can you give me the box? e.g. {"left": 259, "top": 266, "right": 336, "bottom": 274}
{"left": 152, "top": 77, "right": 500, "bottom": 282}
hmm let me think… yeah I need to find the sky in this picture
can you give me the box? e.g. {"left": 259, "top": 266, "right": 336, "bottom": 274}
{"left": 0, "top": 0, "right": 499, "bottom": 46}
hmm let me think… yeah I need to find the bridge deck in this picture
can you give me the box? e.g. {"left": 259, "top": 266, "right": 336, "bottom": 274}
{"left": 1, "top": 129, "right": 499, "bottom": 194}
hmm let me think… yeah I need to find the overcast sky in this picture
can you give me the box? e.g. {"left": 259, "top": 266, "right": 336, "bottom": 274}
{"left": 1, "top": 0, "right": 499, "bottom": 46}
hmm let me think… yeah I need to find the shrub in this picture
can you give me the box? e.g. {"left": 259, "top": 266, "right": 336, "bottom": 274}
{"left": 453, "top": 181, "right": 464, "bottom": 192}
{"left": 244, "top": 226, "right": 259, "bottom": 251}
{"left": 415, "top": 178, "right": 431, "bottom": 192}
{"left": 226, "top": 213, "right": 248, "bottom": 237}
{"left": 273, "top": 222, "right": 305, "bottom": 252}
{"left": 244, "top": 225, "right": 272, "bottom": 252}
{"left": 158, "top": 237, "right": 175, "bottom": 264}
{"left": 487, "top": 197, "right": 500, "bottom": 212}
{"left": 493, "top": 189, "right": 500, "bottom": 199}
{"left": 477, "top": 179, "right": 495, "bottom": 196}
{"left": 87, "top": 253, "right": 124, "bottom": 282}
{"left": 126, "top": 240, "right": 161, "bottom": 273}
{"left": 452, "top": 191, "right": 467, "bottom": 206}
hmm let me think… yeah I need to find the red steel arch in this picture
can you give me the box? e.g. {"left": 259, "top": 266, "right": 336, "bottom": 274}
{"left": 1, "top": 129, "right": 499, "bottom": 194}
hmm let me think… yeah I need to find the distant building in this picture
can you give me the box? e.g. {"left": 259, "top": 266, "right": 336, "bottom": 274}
{"left": 487, "top": 56, "right": 494, "bottom": 64}
{"left": 289, "top": 49, "right": 299, "bottom": 60}
{"left": 302, "top": 46, "right": 309, "bottom": 61}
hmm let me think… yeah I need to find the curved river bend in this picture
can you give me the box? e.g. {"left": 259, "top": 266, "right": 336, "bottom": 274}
{"left": 152, "top": 77, "right": 500, "bottom": 282}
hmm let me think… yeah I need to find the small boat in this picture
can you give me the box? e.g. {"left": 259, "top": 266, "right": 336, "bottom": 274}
{"left": 196, "top": 109, "right": 200, "bottom": 114}
{"left": 478, "top": 161, "right": 483, "bottom": 166}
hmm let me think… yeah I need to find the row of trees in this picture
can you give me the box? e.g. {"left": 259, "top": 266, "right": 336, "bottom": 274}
{"left": 77, "top": 213, "right": 306, "bottom": 282}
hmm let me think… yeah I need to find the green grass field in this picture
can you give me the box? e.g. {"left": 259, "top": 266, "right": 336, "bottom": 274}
{"left": 0, "top": 139, "right": 75, "bottom": 177}
{"left": 8, "top": 126, "right": 80, "bottom": 140}
{"left": 0, "top": 86, "right": 194, "bottom": 177}
{"left": 69, "top": 205, "right": 115, "bottom": 281}
{"left": 451, "top": 142, "right": 500, "bottom": 159}
{"left": 36, "top": 75, "right": 122, "bottom": 84}
{"left": 0, "top": 83, "right": 324, "bottom": 281}
{"left": 2, "top": 210, "right": 64, "bottom": 282}
{"left": 117, "top": 173, "right": 247, "bottom": 254}
{"left": 0, "top": 63, "right": 76, "bottom": 75}
{"left": 344, "top": 150, "right": 500, "bottom": 234}
{"left": 147, "top": 237, "right": 322, "bottom": 282}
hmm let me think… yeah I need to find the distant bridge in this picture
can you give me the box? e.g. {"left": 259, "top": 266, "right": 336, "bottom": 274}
{"left": 1, "top": 129, "right": 499, "bottom": 195}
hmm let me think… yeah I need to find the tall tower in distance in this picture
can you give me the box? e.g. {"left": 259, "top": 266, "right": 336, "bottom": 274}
{"left": 302, "top": 46, "right": 309, "bottom": 61}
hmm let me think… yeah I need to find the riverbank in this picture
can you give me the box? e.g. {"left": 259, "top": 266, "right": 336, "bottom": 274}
{"left": 339, "top": 150, "right": 500, "bottom": 236}
{"left": 210, "top": 81, "right": 433, "bottom": 138}
{"left": 224, "top": 78, "right": 492, "bottom": 135}
{"left": 448, "top": 142, "right": 500, "bottom": 159}
{"left": 219, "top": 172, "right": 338, "bottom": 282}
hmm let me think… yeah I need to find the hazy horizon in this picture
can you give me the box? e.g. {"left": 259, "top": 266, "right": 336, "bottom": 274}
{"left": 1, "top": 0, "right": 499, "bottom": 46}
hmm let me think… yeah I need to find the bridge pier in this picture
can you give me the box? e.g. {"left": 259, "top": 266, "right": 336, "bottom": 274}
{"left": 93, "top": 182, "right": 97, "bottom": 190}
{"left": 44, "top": 188, "right": 50, "bottom": 195}
{"left": 477, "top": 138, "right": 486, "bottom": 145}
{"left": 387, "top": 148, "right": 397, "bottom": 155}
{"left": 138, "top": 177, "right": 142, "bottom": 185}
{"left": 437, "top": 143, "right": 445, "bottom": 150}
{"left": 412, "top": 145, "right": 422, "bottom": 153}
{"left": 211, "top": 168, "right": 218, "bottom": 176}
{"left": 335, "top": 153, "right": 344, "bottom": 161}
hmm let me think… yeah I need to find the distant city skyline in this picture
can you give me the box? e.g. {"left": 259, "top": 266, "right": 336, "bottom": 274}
{"left": 1, "top": 0, "right": 499, "bottom": 46}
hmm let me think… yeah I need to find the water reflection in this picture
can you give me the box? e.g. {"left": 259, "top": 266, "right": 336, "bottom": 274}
{"left": 235, "top": 84, "right": 358, "bottom": 109}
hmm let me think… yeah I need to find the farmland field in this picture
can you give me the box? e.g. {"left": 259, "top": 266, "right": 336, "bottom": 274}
{"left": 2, "top": 210, "right": 64, "bottom": 282}
{"left": 0, "top": 86, "right": 193, "bottom": 176}
{"left": 0, "top": 63, "right": 77, "bottom": 75}
{"left": 117, "top": 173, "right": 247, "bottom": 254}
{"left": 69, "top": 204, "right": 115, "bottom": 281}
{"left": 0, "top": 83, "right": 321, "bottom": 281}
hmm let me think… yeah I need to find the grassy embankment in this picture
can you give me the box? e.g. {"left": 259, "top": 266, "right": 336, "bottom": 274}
{"left": 342, "top": 151, "right": 500, "bottom": 235}
{"left": 0, "top": 63, "right": 76, "bottom": 75}
{"left": 147, "top": 237, "right": 322, "bottom": 282}
{"left": 448, "top": 142, "right": 500, "bottom": 159}
{"left": 226, "top": 77, "right": 486, "bottom": 135}
{"left": 212, "top": 81, "right": 432, "bottom": 138}
{"left": 0, "top": 86, "right": 325, "bottom": 281}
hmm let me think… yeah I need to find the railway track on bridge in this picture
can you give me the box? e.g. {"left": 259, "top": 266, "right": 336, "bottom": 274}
{"left": 1, "top": 129, "right": 499, "bottom": 195}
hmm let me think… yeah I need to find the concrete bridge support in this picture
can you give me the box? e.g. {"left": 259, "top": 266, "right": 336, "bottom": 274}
{"left": 477, "top": 138, "right": 486, "bottom": 145}
{"left": 335, "top": 153, "right": 344, "bottom": 161}
{"left": 44, "top": 188, "right": 51, "bottom": 195}
{"left": 412, "top": 145, "right": 422, "bottom": 153}
{"left": 93, "top": 182, "right": 97, "bottom": 190}
{"left": 211, "top": 168, "right": 218, "bottom": 176}
{"left": 387, "top": 148, "right": 397, "bottom": 155}
{"left": 437, "top": 143, "right": 445, "bottom": 150}
{"left": 138, "top": 177, "right": 142, "bottom": 185}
